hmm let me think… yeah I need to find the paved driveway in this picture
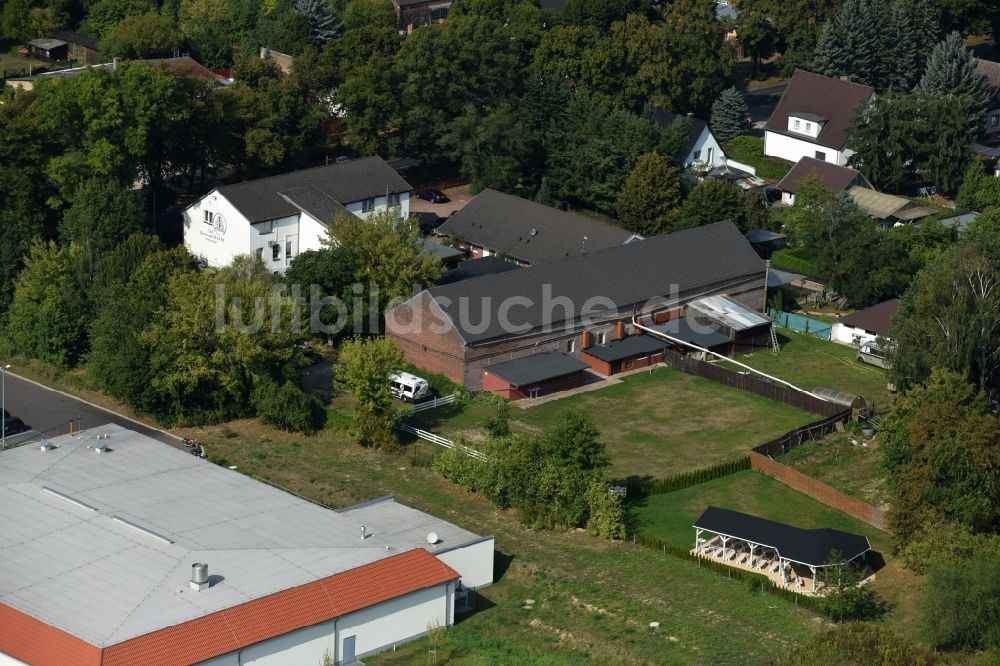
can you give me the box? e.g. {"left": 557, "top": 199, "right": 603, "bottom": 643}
{"left": 409, "top": 184, "right": 473, "bottom": 218}
{"left": 745, "top": 83, "right": 787, "bottom": 134}
{"left": 2, "top": 372, "right": 182, "bottom": 449}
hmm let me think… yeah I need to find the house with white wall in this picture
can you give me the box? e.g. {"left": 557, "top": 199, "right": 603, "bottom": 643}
{"left": 831, "top": 298, "right": 900, "bottom": 347}
{"left": 775, "top": 156, "right": 872, "bottom": 205}
{"left": 0, "top": 424, "right": 493, "bottom": 666}
{"left": 183, "top": 156, "right": 412, "bottom": 273}
{"left": 653, "top": 109, "right": 728, "bottom": 170}
{"left": 764, "top": 70, "right": 874, "bottom": 167}
{"left": 978, "top": 58, "right": 1000, "bottom": 139}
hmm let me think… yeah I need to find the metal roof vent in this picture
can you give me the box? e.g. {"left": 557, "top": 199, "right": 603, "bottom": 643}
{"left": 426, "top": 532, "right": 439, "bottom": 545}
{"left": 360, "top": 524, "right": 368, "bottom": 541}
{"left": 38, "top": 439, "right": 55, "bottom": 452}
{"left": 190, "top": 563, "right": 209, "bottom": 591}
{"left": 528, "top": 228, "right": 537, "bottom": 236}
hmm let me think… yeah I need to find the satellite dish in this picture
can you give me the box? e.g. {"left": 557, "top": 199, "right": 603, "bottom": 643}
{"left": 426, "top": 532, "right": 439, "bottom": 545}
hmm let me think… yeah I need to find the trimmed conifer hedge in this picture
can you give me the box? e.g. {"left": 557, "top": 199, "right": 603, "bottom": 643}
{"left": 628, "top": 456, "right": 751, "bottom": 497}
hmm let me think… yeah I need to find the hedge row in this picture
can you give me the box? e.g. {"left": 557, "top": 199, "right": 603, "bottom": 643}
{"left": 633, "top": 531, "right": 826, "bottom": 612}
{"left": 628, "top": 456, "right": 751, "bottom": 497}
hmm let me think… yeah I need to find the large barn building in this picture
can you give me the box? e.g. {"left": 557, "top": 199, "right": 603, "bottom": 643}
{"left": 0, "top": 425, "right": 492, "bottom": 665}
{"left": 385, "top": 221, "right": 771, "bottom": 392}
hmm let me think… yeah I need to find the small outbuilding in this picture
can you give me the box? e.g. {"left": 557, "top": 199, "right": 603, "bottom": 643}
{"left": 483, "top": 352, "right": 591, "bottom": 400}
{"left": 27, "top": 38, "right": 67, "bottom": 61}
{"left": 581, "top": 333, "right": 667, "bottom": 376}
{"left": 831, "top": 298, "right": 900, "bottom": 347}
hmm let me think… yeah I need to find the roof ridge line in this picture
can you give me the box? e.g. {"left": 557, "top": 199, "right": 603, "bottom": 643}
{"left": 217, "top": 156, "right": 382, "bottom": 192}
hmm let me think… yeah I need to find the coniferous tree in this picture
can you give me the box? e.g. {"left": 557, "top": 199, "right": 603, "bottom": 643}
{"left": 916, "top": 31, "right": 990, "bottom": 131}
{"left": 295, "top": 0, "right": 339, "bottom": 45}
{"left": 811, "top": 21, "right": 844, "bottom": 78}
{"left": 710, "top": 86, "right": 750, "bottom": 145}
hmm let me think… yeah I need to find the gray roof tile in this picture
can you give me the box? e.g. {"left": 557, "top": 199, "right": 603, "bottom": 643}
{"left": 765, "top": 70, "right": 873, "bottom": 150}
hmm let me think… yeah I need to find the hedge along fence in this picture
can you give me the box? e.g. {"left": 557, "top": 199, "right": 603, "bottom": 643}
{"left": 631, "top": 531, "right": 826, "bottom": 612}
{"left": 627, "top": 456, "right": 751, "bottom": 497}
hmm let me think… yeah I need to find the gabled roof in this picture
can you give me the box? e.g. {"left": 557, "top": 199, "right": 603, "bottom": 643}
{"left": 582, "top": 334, "right": 667, "bottom": 363}
{"left": 278, "top": 184, "right": 350, "bottom": 224}
{"left": 437, "top": 256, "right": 521, "bottom": 286}
{"left": 54, "top": 29, "right": 100, "bottom": 50}
{"left": 836, "top": 298, "right": 900, "bottom": 336}
{"left": 212, "top": 157, "right": 412, "bottom": 223}
{"left": 0, "top": 424, "right": 463, "bottom": 660}
{"left": 694, "top": 507, "right": 871, "bottom": 567}
{"left": 977, "top": 59, "right": 1000, "bottom": 102}
{"left": 653, "top": 109, "right": 710, "bottom": 157}
{"left": 140, "top": 56, "right": 221, "bottom": 83}
{"left": 776, "top": 156, "right": 869, "bottom": 194}
{"left": 436, "top": 189, "right": 637, "bottom": 265}
{"left": 417, "top": 221, "right": 764, "bottom": 345}
{"left": 765, "top": 70, "right": 874, "bottom": 150}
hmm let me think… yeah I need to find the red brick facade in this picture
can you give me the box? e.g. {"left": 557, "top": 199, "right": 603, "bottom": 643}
{"left": 385, "top": 277, "right": 767, "bottom": 392}
{"left": 750, "top": 452, "right": 889, "bottom": 532}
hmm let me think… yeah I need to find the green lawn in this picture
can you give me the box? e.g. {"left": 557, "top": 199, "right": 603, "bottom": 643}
{"left": 196, "top": 420, "right": 830, "bottom": 665}
{"left": 777, "top": 432, "right": 889, "bottom": 508}
{"left": 719, "top": 331, "right": 893, "bottom": 406}
{"left": 725, "top": 136, "right": 792, "bottom": 182}
{"left": 0, "top": 51, "right": 54, "bottom": 77}
{"left": 628, "top": 470, "right": 924, "bottom": 642}
{"left": 410, "top": 367, "right": 817, "bottom": 481}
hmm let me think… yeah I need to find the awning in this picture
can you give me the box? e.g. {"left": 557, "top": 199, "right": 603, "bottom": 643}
{"left": 688, "top": 295, "right": 771, "bottom": 331}
{"left": 694, "top": 507, "right": 870, "bottom": 567}
{"left": 768, "top": 268, "right": 804, "bottom": 288}
{"left": 28, "top": 38, "right": 67, "bottom": 50}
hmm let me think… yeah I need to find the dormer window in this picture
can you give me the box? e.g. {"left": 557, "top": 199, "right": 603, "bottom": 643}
{"left": 794, "top": 119, "right": 800, "bottom": 130}
{"left": 805, "top": 122, "right": 811, "bottom": 132}
{"left": 788, "top": 113, "right": 826, "bottom": 138}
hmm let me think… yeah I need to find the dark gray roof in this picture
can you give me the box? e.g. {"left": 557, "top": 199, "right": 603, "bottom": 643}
{"left": 744, "top": 228, "right": 787, "bottom": 244}
{"left": 422, "top": 221, "right": 765, "bottom": 345}
{"left": 836, "top": 298, "right": 900, "bottom": 337}
{"left": 278, "top": 185, "right": 349, "bottom": 225}
{"left": 940, "top": 212, "right": 979, "bottom": 231}
{"left": 437, "top": 189, "right": 636, "bottom": 265}
{"left": 767, "top": 268, "right": 804, "bottom": 288}
{"left": 645, "top": 317, "right": 732, "bottom": 348}
{"left": 694, "top": 507, "right": 871, "bottom": 567}
{"left": 484, "top": 352, "right": 589, "bottom": 387}
{"left": 583, "top": 334, "right": 667, "bottom": 363}
{"left": 54, "top": 29, "right": 99, "bottom": 50}
{"left": 653, "top": 109, "right": 709, "bottom": 156}
{"left": 437, "top": 257, "right": 521, "bottom": 286}
{"left": 214, "top": 157, "right": 412, "bottom": 224}
{"left": 417, "top": 238, "right": 464, "bottom": 260}
{"left": 765, "top": 70, "right": 873, "bottom": 150}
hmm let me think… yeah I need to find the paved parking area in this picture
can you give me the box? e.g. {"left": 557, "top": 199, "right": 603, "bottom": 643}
{"left": 409, "top": 184, "right": 473, "bottom": 218}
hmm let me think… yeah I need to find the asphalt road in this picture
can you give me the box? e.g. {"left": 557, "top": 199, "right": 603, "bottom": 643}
{"left": 2, "top": 372, "right": 182, "bottom": 449}
{"left": 745, "top": 82, "right": 788, "bottom": 134}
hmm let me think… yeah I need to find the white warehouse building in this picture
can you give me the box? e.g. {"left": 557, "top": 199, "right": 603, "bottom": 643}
{"left": 183, "top": 156, "right": 413, "bottom": 273}
{"left": 0, "top": 424, "right": 493, "bottom": 666}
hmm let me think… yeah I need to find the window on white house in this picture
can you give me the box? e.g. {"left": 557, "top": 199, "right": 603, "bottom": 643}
{"left": 793, "top": 119, "right": 800, "bottom": 130}
{"left": 706, "top": 147, "right": 714, "bottom": 164}
{"left": 388, "top": 192, "right": 400, "bottom": 207}
{"left": 272, "top": 244, "right": 280, "bottom": 261}
{"left": 257, "top": 220, "right": 274, "bottom": 234}
{"left": 255, "top": 248, "right": 263, "bottom": 260}
{"left": 362, "top": 198, "right": 375, "bottom": 213}
{"left": 285, "top": 240, "right": 293, "bottom": 258}
{"left": 805, "top": 122, "right": 812, "bottom": 132}
{"left": 815, "top": 150, "right": 826, "bottom": 161}
{"left": 693, "top": 150, "right": 702, "bottom": 161}
{"left": 203, "top": 210, "right": 213, "bottom": 225}
{"left": 992, "top": 114, "right": 999, "bottom": 126}
{"left": 566, "top": 339, "right": 576, "bottom": 353}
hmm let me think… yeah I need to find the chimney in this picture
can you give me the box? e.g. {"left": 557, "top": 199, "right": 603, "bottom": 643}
{"left": 581, "top": 331, "right": 591, "bottom": 349}
{"left": 360, "top": 525, "right": 367, "bottom": 540}
{"left": 190, "top": 563, "right": 209, "bottom": 591}
{"left": 112, "top": 57, "right": 119, "bottom": 71}
{"left": 616, "top": 322, "right": 625, "bottom": 341}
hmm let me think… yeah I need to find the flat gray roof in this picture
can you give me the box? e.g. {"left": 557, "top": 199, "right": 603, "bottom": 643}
{"left": 0, "top": 424, "right": 481, "bottom": 647}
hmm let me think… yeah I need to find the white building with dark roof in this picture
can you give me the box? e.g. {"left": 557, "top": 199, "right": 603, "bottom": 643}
{"left": 182, "top": 157, "right": 412, "bottom": 272}
{"left": 0, "top": 424, "right": 492, "bottom": 666}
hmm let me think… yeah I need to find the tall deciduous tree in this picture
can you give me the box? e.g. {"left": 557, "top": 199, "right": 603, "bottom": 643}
{"left": 101, "top": 13, "right": 183, "bottom": 58}
{"left": 916, "top": 31, "right": 991, "bottom": 130}
{"left": 662, "top": 0, "right": 731, "bottom": 115}
{"left": 335, "top": 336, "right": 403, "bottom": 449}
{"left": 710, "top": 86, "right": 750, "bottom": 146}
{"left": 59, "top": 179, "right": 146, "bottom": 253}
{"left": 615, "top": 151, "right": 681, "bottom": 236}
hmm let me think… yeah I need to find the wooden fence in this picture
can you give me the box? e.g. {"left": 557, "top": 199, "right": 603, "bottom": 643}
{"left": 659, "top": 349, "right": 845, "bottom": 417}
{"left": 751, "top": 410, "right": 852, "bottom": 458}
{"left": 396, "top": 423, "right": 490, "bottom": 462}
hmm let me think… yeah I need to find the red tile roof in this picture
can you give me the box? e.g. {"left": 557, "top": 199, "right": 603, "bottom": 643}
{"left": 765, "top": 70, "right": 874, "bottom": 150}
{"left": 0, "top": 548, "right": 458, "bottom": 666}
{"left": 0, "top": 604, "right": 102, "bottom": 666}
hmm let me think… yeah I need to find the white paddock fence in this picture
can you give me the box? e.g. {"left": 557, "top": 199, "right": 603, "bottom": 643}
{"left": 396, "top": 423, "right": 490, "bottom": 462}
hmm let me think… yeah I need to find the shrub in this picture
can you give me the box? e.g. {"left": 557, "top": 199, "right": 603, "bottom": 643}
{"left": 251, "top": 378, "right": 327, "bottom": 434}
{"left": 585, "top": 479, "right": 626, "bottom": 540}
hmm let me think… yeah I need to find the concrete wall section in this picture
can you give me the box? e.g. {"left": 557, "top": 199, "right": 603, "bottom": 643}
{"left": 831, "top": 322, "right": 877, "bottom": 347}
{"left": 750, "top": 452, "right": 889, "bottom": 532}
{"left": 764, "top": 131, "right": 851, "bottom": 166}
{"left": 436, "top": 537, "right": 495, "bottom": 589}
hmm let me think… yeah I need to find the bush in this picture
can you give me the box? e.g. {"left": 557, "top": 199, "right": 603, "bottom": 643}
{"left": 251, "top": 378, "right": 327, "bottom": 434}
{"left": 776, "top": 624, "right": 943, "bottom": 666}
{"left": 585, "top": 479, "right": 626, "bottom": 540}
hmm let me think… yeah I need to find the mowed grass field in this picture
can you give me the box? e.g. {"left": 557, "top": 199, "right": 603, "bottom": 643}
{"left": 196, "top": 420, "right": 829, "bottom": 665}
{"left": 628, "top": 470, "right": 925, "bottom": 642}
{"left": 718, "top": 330, "right": 894, "bottom": 406}
{"left": 410, "top": 367, "right": 817, "bottom": 480}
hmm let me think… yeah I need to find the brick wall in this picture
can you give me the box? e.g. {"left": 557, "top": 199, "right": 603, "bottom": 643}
{"left": 750, "top": 452, "right": 889, "bottom": 532}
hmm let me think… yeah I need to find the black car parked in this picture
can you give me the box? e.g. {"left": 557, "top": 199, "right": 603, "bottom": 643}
{"left": 417, "top": 189, "right": 449, "bottom": 204}
{"left": 1, "top": 417, "right": 29, "bottom": 437}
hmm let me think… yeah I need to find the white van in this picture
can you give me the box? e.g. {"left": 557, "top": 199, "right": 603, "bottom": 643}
{"left": 857, "top": 343, "right": 887, "bottom": 369}
{"left": 390, "top": 371, "right": 431, "bottom": 403}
